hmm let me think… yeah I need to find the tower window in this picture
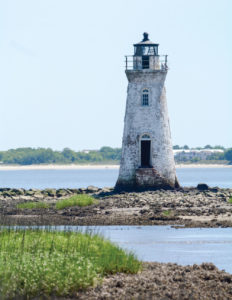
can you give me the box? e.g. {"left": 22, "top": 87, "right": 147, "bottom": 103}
{"left": 142, "top": 89, "right": 149, "bottom": 106}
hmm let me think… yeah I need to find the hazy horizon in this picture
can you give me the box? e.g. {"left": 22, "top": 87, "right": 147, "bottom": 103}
{"left": 1, "top": 0, "right": 231, "bottom": 151}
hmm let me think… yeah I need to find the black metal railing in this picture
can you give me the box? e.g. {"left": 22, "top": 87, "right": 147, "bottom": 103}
{"left": 125, "top": 55, "right": 168, "bottom": 71}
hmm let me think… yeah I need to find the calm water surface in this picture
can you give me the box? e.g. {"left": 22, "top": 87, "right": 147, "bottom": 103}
{"left": 17, "top": 225, "right": 232, "bottom": 274}
{"left": 0, "top": 167, "right": 231, "bottom": 189}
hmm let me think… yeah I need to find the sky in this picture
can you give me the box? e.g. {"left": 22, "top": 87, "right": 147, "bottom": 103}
{"left": 0, "top": 0, "right": 231, "bottom": 151}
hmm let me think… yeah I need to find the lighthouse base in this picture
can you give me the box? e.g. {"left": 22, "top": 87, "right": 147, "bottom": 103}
{"left": 135, "top": 168, "right": 175, "bottom": 188}
{"left": 115, "top": 168, "right": 179, "bottom": 191}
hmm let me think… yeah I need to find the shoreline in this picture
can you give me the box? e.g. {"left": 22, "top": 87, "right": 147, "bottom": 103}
{"left": 1, "top": 187, "right": 232, "bottom": 298}
{"left": 0, "top": 163, "right": 231, "bottom": 171}
{"left": 1, "top": 187, "right": 232, "bottom": 228}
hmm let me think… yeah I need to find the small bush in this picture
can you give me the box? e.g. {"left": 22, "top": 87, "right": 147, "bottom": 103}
{"left": 17, "top": 202, "right": 49, "bottom": 209}
{"left": 56, "top": 194, "right": 97, "bottom": 210}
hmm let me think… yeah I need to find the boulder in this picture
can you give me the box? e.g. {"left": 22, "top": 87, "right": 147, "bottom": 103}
{"left": 11, "top": 189, "right": 25, "bottom": 195}
{"left": 197, "top": 183, "right": 209, "bottom": 191}
{"left": 2, "top": 191, "right": 12, "bottom": 197}
{"left": 56, "top": 189, "right": 68, "bottom": 197}
{"left": 69, "top": 189, "right": 81, "bottom": 194}
{"left": 43, "top": 189, "right": 56, "bottom": 197}
{"left": 86, "top": 186, "right": 99, "bottom": 193}
{"left": 210, "top": 187, "right": 219, "bottom": 193}
{"left": 25, "top": 190, "right": 36, "bottom": 196}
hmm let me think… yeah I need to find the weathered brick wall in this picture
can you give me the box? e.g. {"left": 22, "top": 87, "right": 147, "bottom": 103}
{"left": 115, "top": 69, "right": 178, "bottom": 190}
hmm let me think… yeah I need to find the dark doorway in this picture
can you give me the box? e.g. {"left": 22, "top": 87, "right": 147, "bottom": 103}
{"left": 141, "top": 140, "right": 151, "bottom": 167}
{"left": 142, "top": 56, "right": 149, "bottom": 69}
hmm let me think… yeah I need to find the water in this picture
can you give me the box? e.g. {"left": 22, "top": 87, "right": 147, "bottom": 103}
{"left": 1, "top": 169, "right": 231, "bottom": 273}
{"left": 0, "top": 167, "right": 231, "bottom": 189}
{"left": 15, "top": 225, "right": 232, "bottom": 274}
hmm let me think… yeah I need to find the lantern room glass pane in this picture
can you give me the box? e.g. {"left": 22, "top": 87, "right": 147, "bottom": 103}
{"left": 134, "top": 45, "right": 158, "bottom": 56}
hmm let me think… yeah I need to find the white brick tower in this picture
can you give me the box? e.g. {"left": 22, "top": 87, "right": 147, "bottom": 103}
{"left": 115, "top": 33, "right": 179, "bottom": 190}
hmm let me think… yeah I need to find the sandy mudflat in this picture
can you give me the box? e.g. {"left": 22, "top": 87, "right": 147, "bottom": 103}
{"left": 1, "top": 187, "right": 232, "bottom": 228}
{"left": 0, "top": 164, "right": 120, "bottom": 170}
{"left": 176, "top": 163, "right": 232, "bottom": 168}
{"left": 0, "top": 163, "right": 231, "bottom": 171}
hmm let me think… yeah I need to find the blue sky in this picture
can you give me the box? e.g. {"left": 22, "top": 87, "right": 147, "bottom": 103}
{"left": 0, "top": 0, "right": 231, "bottom": 150}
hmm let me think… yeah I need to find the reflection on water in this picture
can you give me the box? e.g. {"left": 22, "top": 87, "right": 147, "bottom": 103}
{"left": 10, "top": 225, "right": 232, "bottom": 274}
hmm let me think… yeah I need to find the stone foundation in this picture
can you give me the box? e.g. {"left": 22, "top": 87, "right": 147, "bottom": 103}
{"left": 135, "top": 168, "right": 175, "bottom": 188}
{"left": 115, "top": 167, "right": 177, "bottom": 191}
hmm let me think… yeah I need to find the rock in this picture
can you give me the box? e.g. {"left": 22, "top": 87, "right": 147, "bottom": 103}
{"left": 100, "top": 188, "right": 112, "bottom": 193}
{"left": 25, "top": 190, "right": 36, "bottom": 196}
{"left": 0, "top": 189, "right": 24, "bottom": 197}
{"left": 69, "top": 189, "right": 81, "bottom": 194}
{"left": 2, "top": 191, "right": 12, "bottom": 197}
{"left": 86, "top": 186, "right": 99, "bottom": 193}
{"left": 11, "top": 189, "right": 25, "bottom": 195}
{"left": 56, "top": 189, "right": 68, "bottom": 197}
{"left": 197, "top": 183, "right": 209, "bottom": 191}
{"left": 43, "top": 189, "right": 56, "bottom": 197}
{"left": 34, "top": 194, "right": 44, "bottom": 200}
{"left": 140, "top": 209, "right": 149, "bottom": 214}
{"left": 210, "top": 187, "right": 219, "bottom": 193}
{"left": 0, "top": 188, "right": 11, "bottom": 192}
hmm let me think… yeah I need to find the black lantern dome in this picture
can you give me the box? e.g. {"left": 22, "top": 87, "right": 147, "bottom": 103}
{"left": 134, "top": 32, "right": 159, "bottom": 56}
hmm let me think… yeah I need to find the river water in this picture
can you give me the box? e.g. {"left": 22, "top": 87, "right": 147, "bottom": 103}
{"left": 17, "top": 225, "right": 232, "bottom": 274}
{"left": 0, "top": 167, "right": 231, "bottom": 189}
{"left": 1, "top": 168, "right": 231, "bottom": 273}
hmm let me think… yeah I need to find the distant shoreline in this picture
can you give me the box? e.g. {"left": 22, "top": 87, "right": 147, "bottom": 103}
{"left": 0, "top": 163, "right": 231, "bottom": 171}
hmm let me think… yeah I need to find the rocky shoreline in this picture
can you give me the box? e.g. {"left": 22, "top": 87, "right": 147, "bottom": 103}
{"left": 0, "top": 185, "right": 232, "bottom": 227}
{"left": 1, "top": 186, "right": 232, "bottom": 299}
{"left": 77, "top": 262, "right": 232, "bottom": 300}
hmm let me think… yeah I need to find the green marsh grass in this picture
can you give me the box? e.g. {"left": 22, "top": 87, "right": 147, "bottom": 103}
{"left": 0, "top": 228, "right": 141, "bottom": 299}
{"left": 17, "top": 201, "right": 49, "bottom": 209}
{"left": 162, "top": 210, "right": 171, "bottom": 216}
{"left": 56, "top": 194, "right": 97, "bottom": 210}
{"left": 229, "top": 197, "right": 232, "bottom": 204}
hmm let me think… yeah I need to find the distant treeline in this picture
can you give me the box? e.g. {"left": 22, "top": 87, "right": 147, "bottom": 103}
{"left": 0, "top": 146, "right": 231, "bottom": 165}
{"left": 0, "top": 147, "right": 121, "bottom": 165}
{"left": 173, "top": 144, "right": 226, "bottom": 150}
{"left": 173, "top": 145, "right": 232, "bottom": 164}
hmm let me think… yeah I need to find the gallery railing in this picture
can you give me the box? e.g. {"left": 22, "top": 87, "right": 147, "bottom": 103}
{"left": 125, "top": 55, "right": 168, "bottom": 71}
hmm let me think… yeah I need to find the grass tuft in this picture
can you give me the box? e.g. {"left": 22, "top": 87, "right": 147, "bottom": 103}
{"left": 0, "top": 228, "right": 141, "bottom": 299}
{"left": 229, "top": 197, "right": 232, "bottom": 204}
{"left": 56, "top": 194, "right": 97, "bottom": 210}
{"left": 162, "top": 210, "right": 171, "bottom": 216}
{"left": 17, "top": 201, "right": 49, "bottom": 209}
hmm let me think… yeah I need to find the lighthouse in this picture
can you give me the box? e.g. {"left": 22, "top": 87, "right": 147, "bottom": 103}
{"left": 115, "top": 33, "right": 179, "bottom": 190}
